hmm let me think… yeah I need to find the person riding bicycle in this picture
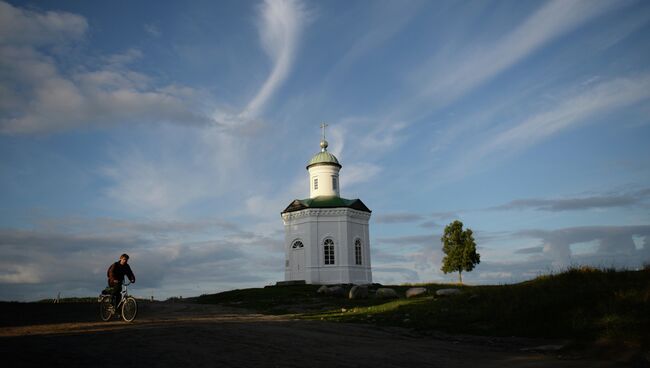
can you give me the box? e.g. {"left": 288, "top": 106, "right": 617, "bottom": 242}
{"left": 107, "top": 253, "right": 136, "bottom": 307}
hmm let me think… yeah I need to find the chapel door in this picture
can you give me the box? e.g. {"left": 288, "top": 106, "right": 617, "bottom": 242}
{"left": 291, "top": 248, "right": 305, "bottom": 280}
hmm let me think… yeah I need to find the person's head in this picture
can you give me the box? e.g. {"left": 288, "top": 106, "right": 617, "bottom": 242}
{"left": 119, "top": 253, "right": 129, "bottom": 265}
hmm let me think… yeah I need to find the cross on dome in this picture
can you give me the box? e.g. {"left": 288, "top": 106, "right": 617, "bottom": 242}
{"left": 320, "top": 122, "right": 329, "bottom": 152}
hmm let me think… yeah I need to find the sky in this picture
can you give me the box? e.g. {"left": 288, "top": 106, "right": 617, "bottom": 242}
{"left": 1, "top": 0, "right": 649, "bottom": 301}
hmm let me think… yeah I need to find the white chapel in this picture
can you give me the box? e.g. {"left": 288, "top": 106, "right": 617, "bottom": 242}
{"left": 281, "top": 125, "right": 372, "bottom": 284}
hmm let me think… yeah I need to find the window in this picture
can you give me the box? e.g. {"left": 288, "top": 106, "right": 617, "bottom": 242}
{"left": 354, "top": 239, "right": 362, "bottom": 265}
{"left": 292, "top": 240, "right": 304, "bottom": 249}
{"left": 324, "top": 238, "right": 335, "bottom": 265}
{"left": 314, "top": 177, "right": 318, "bottom": 190}
{"left": 332, "top": 176, "right": 337, "bottom": 190}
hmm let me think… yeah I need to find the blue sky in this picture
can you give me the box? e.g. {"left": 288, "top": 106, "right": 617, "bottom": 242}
{"left": 1, "top": 0, "right": 649, "bottom": 301}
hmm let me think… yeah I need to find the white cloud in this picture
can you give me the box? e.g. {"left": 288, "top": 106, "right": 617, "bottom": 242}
{"left": 105, "top": 48, "right": 144, "bottom": 66}
{"left": 413, "top": 0, "right": 620, "bottom": 110}
{"left": 0, "top": 216, "right": 285, "bottom": 300}
{"left": 341, "top": 162, "right": 382, "bottom": 189}
{"left": 0, "top": 264, "right": 41, "bottom": 284}
{"left": 358, "top": 120, "right": 408, "bottom": 154}
{"left": 0, "top": 1, "right": 87, "bottom": 46}
{"left": 101, "top": 124, "right": 251, "bottom": 215}
{"left": 243, "top": 0, "right": 308, "bottom": 118}
{"left": 0, "top": 2, "right": 213, "bottom": 134}
{"left": 477, "top": 75, "right": 650, "bottom": 159}
{"left": 209, "top": 0, "right": 310, "bottom": 135}
{"left": 517, "top": 225, "right": 650, "bottom": 268}
{"left": 144, "top": 23, "right": 161, "bottom": 38}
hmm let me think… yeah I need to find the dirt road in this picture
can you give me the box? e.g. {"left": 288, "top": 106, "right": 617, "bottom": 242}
{"left": 0, "top": 302, "right": 631, "bottom": 367}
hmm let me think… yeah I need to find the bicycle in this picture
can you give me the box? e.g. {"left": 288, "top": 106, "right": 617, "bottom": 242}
{"left": 98, "top": 282, "right": 137, "bottom": 322}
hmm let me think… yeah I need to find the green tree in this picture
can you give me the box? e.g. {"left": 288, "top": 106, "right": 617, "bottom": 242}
{"left": 440, "top": 220, "right": 480, "bottom": 284}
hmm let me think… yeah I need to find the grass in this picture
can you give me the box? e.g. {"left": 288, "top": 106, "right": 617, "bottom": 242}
{"left": 197, "top": 267, "right": 650, "bottom": 346}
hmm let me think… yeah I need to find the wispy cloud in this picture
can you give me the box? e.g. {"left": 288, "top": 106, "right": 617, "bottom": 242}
{"left": 475, "top": 75, "right": 650, "bottom": 160}
{"left": 143, "top": 23, "right": 161, "bottom": 38}
{"left": 376, "top": 234, "right": 432, "bottom": 246}
{"left": 341, "top": 162, "right": 382, "bottom": 190}
{"left": 411, "top": 0, "right": 621, "bottom": 112}
{"left": 374, "top": 212, "right": 424, "bottom": 224}
{"left": 101, "top": 124, "right": 250, "bottom": 215}
{"left": 491, "top": 188, "right": 650, "bottom": 212}
{"left": 437, "top": 74, "right": 650, "bottom": 180}
{"left": 306, "top": 1, "right": 424, "bottom": 108}
{"left": 514, "top": 246, "right": 544, "bottom": 255}
{"left": 242, "top": 0, "right": 308, "bottom": 118}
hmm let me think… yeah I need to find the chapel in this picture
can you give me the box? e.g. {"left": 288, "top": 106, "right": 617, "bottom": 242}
{"left": 281, "top": 125, "right": 372, "bottom": 284}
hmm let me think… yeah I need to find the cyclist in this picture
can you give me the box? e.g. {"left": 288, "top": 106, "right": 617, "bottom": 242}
{"left": 107, "top": 253, "right": 136, "bottom": 308}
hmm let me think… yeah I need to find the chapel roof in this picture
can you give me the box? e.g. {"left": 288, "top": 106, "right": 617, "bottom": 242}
{"left": 306, "top": 150, "right": 341, "bottom": 169}
{"left": 306, "top": 130, "right": 342, "bottom": 170}
{"left": 281, "top": 196, "right": 371, "bottom": 214}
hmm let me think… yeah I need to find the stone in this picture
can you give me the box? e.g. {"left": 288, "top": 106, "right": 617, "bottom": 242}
{"left": 317, "top": 285, "right": 329, "bottom": 294}
{"left": 275, "top": 280, "right": 306, "bottom": 286}
{"left": 349, "top": 285, "right": 369, "bottom": 299}
{"left": 327, "top": 286, "right": 346, "bottom": 297}
{"left": 405, "top": 287, "right": 427, "bottom": 298}
{"left": 376, "top": 288, "right": 399, "bottom": 299}
{"left": 435, "top": 288, "right": 461, "bottom": 296}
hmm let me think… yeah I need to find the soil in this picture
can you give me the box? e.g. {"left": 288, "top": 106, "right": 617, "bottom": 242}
{"left": 0, "top": 302, "right": 641, "bottom": 368}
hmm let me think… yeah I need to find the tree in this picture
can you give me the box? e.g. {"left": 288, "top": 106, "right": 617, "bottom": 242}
{"left": 440, "top": 220, "right": 480, "bottom": 284}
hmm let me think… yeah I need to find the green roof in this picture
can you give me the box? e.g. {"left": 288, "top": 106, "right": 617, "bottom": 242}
{"left": 282, "top": 196, "right": 371, "bottom": 214}
{"left": 306, "top": 151, "right": 341, "bottom": 169}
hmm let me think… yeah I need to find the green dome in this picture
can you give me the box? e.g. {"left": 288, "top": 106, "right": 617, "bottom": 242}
{"left": 307, "top": 151, "right": 341, "bottom": 169}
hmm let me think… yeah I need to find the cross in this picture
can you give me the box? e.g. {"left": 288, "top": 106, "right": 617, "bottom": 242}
{"left": 320, "top": 123, "right": 328, "bottom": 141}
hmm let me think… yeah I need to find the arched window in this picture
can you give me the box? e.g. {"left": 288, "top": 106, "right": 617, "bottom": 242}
{"left": 323, "top": 238, "right": 335, "bottom": 265}
{"left": 332, "top": 176, "right": 338, "bottom": 190}
{"left": 354, "top": 239, "right": 362, "bottom": 265}
{"left": 292, "top": 240, "right": 304, "bottom": 249}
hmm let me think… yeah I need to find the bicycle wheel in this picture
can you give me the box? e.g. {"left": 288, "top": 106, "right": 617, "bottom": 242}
{"left": 99, "top": 296, "right": 114, "bottom": 321}
{"left": 121, "top": 297, "right": 137, "bottom": 322}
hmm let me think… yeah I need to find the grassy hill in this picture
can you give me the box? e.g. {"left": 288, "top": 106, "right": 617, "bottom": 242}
{"left": 197, "top": 267, "right": 649, "bottom": 347}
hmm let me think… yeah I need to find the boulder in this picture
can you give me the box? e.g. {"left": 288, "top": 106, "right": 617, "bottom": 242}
{"left": 405, "top": 287, "right": 428, "bottom": 298}
{"left": 376, "top": 288, "right": 399, "bottom": 299}
{"left": 327, "top": 286, "right": 346, "bottom": 297}
{"left": 435, "top": 288, "right": 461, "bottom": 296}
{"left": 317, "top": 285, "right": 329, "bottom": 294}
{"left": 349, "top": 285, "right": 369, "bottom": 299}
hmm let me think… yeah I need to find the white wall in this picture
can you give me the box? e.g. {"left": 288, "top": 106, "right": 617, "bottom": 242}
{"left": 283, "top": 208, "right": 372, "bottom": 284}
{"left": 307, "top": 165, "right": 340, "bottom": 198}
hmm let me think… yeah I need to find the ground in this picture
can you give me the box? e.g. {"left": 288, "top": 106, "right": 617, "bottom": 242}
{"left": 0, "top": 302, "right": 638, "bottom": 367}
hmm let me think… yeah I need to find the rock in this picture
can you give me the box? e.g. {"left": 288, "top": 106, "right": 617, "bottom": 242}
{"left": 349, "top": 285, "right": 369, "bottom": 299}
{"left": 435, "top": 288, "right": 461, "bottom": 296}
{"left": 327, "top": 286, "right": 346, "bottom": 297}
{"left": 405, "top": 287, "right": 427, "bottom": 298}
{"left": 376, "top": 288, "right": 399, "bottom": 299}
{"left": 317, "top": 285, "right": 329, "bottom": 294}
{"left": 468, "top": 293, "right": 479, "bottom": 301}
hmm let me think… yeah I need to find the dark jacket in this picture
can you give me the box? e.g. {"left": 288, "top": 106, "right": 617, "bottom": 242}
{"left": 107, "top": 262, "right": 135, "bottom": 286}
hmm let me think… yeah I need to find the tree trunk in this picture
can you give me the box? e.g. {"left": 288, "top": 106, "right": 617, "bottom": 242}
{"left": 458, "top": 270, "right": 463, "bottom": 284}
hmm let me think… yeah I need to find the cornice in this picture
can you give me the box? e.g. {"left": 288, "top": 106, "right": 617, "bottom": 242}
{"left": 282, "top": 207, "right": 371, "bottom": 223}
